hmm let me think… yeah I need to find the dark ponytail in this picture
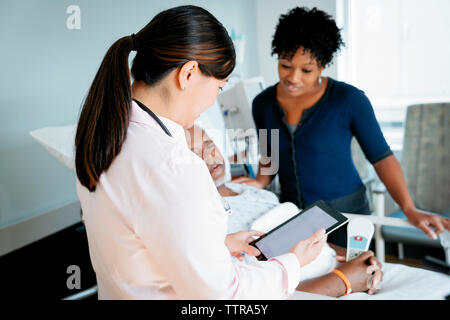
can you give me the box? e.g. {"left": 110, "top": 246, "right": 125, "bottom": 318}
{"left": 75, "top": 5, "right": 235, "bottom": 192}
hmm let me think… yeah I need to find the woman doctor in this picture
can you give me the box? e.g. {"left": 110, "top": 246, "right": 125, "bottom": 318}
{"left": 75, "top": 5, "right": 326, "bottom": 299}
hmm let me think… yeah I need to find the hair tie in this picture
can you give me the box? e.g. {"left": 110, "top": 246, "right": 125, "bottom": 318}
{"left": 131, "top": 33, "right": 139, "bottom": 51}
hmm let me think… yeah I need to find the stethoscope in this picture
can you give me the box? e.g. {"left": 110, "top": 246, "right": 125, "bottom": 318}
{"left": 133, "top": 99, "right": 172, "bottom": 137}
{"left": 133, "top": 99, "right": 232, "bottom": 216}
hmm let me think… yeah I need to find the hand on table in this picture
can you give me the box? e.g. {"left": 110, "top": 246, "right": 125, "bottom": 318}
{"left": 405, "top": 207, "right": 450, "bottom": 240}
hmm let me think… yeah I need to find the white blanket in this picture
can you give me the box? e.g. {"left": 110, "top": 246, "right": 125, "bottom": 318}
{"left": 339, "top": 262, "right": 450, "bottom": 300}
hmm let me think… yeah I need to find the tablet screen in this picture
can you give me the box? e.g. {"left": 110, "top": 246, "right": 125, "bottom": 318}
{"left": 253, "top": 204, "right": 343, "bottom": 260}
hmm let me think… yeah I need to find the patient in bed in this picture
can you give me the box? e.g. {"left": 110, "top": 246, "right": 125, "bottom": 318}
{"left": 184, "top": 125, "right": 283, "bottom": 232}
{"left": 185, "top": 125, "right": 450, "bottom": 299}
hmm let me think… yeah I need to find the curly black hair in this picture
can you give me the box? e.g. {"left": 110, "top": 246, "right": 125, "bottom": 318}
{"left": 271, "top": 7, "right": 344, "bottom": 68}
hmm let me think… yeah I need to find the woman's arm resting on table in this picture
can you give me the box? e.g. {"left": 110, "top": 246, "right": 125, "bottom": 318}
{"left": 346, "top": 91, "right": 449, "bottom": 237}
{"left": 373, "top": 155, "right": 450, "bottom": 239}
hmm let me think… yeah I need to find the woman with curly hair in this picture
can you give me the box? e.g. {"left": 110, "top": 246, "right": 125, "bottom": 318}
{"left": 234, "top": 7, "right": 450, "bottom": 248}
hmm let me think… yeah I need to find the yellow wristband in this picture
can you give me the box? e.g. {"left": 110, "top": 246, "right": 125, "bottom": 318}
{"left": 332, "top": 269, "right": 352, "bottom": 295}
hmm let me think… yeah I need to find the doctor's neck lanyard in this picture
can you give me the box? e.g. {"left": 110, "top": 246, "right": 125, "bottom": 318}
{"left": 133, "top": 98, "right": 232, "bottom": 216}
{"left": 133, "top": 99, "right": 172, "bottom": 137}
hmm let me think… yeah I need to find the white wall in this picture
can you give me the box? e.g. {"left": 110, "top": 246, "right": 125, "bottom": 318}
{"left": 255, "top": 0, "right": 337, "bottom": 87}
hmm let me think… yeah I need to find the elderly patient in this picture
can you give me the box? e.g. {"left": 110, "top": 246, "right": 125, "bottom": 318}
{"left": 185, "top": 125, "right": 383, "bottom": 297}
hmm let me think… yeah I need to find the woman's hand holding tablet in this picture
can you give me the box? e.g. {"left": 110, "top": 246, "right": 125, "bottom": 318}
{"left": 225, "top": 230, "right": 265, "bottom": 261}
{"left": 250, "top": 200, "right": 349, "bottom": 263}
{"left": 289, "top": 228, "right": 327, "bottom": 267}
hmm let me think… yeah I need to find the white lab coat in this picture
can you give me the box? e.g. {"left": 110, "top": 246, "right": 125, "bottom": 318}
{"left": 76, "top": 101, "right": 302, "bottom": 299}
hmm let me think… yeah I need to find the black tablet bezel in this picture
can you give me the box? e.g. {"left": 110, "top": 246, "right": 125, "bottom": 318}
{"left": 249, "top": 200, "right": 349, "bottom": 261}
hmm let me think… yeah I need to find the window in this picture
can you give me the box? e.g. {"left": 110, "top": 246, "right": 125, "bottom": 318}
{"left": 337, "top": 0, "right": 450, "bottom": 151}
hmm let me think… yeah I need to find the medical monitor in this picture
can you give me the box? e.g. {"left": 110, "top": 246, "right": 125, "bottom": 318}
{"left": 217, "top": 77, "right": 264, "bottom": 132}
{"left": 217, "top": 77, "right": 265, "bottom": 174}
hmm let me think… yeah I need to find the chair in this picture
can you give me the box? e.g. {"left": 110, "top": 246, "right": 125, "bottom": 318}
{"left": 381, "top": 103, "right": 450, "bottom": 262}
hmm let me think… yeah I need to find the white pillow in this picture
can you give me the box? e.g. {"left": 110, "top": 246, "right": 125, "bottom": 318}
{"left": 29, "top": 101, "right": 232, "bottom": 179}
{"left": 29, "top": 124, "right": 77, "bottom": 170}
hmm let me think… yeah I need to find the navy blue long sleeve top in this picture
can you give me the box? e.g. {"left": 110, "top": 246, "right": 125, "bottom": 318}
{"left": 252, "top": 78, "right": 393, "bottom": 209}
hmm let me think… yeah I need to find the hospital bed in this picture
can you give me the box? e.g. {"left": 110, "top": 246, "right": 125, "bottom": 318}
{"left": 29, "top": 106, "right": 450, "bottom": 300}
{"left": 249, "top": 202, "right": 450, "bottom": 300}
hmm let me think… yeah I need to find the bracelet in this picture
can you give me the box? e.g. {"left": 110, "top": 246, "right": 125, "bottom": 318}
{"left": 332, "top": 269, "right": 352, "bottom": 295}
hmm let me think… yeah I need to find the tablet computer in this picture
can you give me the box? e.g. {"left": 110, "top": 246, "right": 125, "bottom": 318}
{"left": 250, "top": 200, "right": 348, "bottom": 261}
